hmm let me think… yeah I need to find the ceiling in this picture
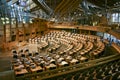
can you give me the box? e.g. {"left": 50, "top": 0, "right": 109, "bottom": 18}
{"left": 87, "top": 0, "right": 120, "bottom": 8}
{"left": 31, "top": 0, "right": 120, "bottom": 16}
{"left": 2, "top": 0, "right": 120, "bottom": 21}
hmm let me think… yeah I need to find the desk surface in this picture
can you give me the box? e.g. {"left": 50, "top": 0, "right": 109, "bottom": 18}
{"left": 15, "top": 69, "right": 28, "bottom": 75}
{"left": 30, "top": 66, "right": 43, "bottom": 72}
{"left": 45, "top": 63, "right": 57, "bottom": 70}
{"left": 14, "top": 64, "right": 24, "bottom": 70}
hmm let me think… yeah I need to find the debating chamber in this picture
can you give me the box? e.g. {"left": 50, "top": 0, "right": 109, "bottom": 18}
{"left": 0, "top": 0, "right": 120, "bottom": 80}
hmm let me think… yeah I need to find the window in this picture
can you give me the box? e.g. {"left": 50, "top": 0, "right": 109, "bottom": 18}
{"left": 112, "top": 13, "right": 120, "bottom": 23}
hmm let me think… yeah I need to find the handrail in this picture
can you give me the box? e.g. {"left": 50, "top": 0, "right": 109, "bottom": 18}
{"left": 16, "top": 54, "right": 120, "bottom": 80}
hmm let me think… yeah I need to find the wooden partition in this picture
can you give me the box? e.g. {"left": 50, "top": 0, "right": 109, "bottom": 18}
{"left": 0, "top": 18, "right": 48, "bottom": 51}
{"left": 48, "top": 24, "right": 120, "bottom": 40}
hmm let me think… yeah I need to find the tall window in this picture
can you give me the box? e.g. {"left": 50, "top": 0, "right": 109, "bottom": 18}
{"left": 112, "top": 13, "right": 120, "bottom": 23}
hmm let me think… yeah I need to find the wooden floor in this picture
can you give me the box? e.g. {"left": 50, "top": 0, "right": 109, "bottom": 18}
{"left": 0, "top": 51, "right": 12, "bottom": 72}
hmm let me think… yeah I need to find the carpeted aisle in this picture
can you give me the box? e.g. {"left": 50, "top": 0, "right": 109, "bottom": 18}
{"left": 0, "top": 57, "right": 12, "bottom": 72}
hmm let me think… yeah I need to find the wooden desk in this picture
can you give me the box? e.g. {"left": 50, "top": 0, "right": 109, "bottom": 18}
{"left": 58, "top": 61, "right": 69, "bottom": 67}
{"left": 50, "top": 59, "right": 55, "bottom": 63}
{"left": 93, "top": 51, "right": 99, "bottom": 56}
{"left": 70, "top": 59, "right": 79, "bottom": 64}
{"left": 57, "top": 57, "right": 64, "bottom": 63}
{"left": 66, "top": 56, "right": 72, "bottom": 62}
{"left": 14, "top": 64, "right": 24, "bottom": 70}
{"left": 30, "top": 66, "right": 43, "bottom": 72}
{"left": 80, "top": 51, "right": 85, "bottom": 55}
{"left": 54, "top": 55, "right": 60, "bottom": 59}
{"left": 45, "top": 63, "right": 57, "bottom": 70}
{"left": 80, "top": 56, "right": 87, "bottom": 61}
{"left": 15, "top": 69, "right": 28, "bottom": 76}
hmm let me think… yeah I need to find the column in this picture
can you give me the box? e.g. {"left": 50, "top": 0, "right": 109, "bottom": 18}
{"left": 23, "top": 23, "right": 26, "bottom": 41}
{"left": 15, "top": 18, "right": 19, "bottom": 41}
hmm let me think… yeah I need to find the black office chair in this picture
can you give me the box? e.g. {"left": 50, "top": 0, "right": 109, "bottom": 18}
{"left": 20, "top": 50, "right": 23, "bottom": 53}
{"left": 25, "top": 49, "right": 29, "bottom": 52}
{"left": 28, "top": 53, "right": 32, "bottom": 56}
{"left": 13, "top": 54, "right": 18, "bottom": 59}
{"left": 21, "top": 54, "right": 25, "bottom": 57}
{"left": 12, "top": 50, "right": 17, "bottom": 54}
{"left": 35, "top": 52, "right": 39, "bottom": 55}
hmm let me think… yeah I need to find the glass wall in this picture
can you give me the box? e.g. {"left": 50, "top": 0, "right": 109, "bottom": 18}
{"left": 111, "top": 13, "right": 120, "bottom": 24}
{"left": 103, "top": 33, "right": 120, "bottom": 46}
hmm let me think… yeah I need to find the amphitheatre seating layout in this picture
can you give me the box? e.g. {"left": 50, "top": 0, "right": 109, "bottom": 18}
{"left": 11, "top": 31, "right": 120, "bottom": 80}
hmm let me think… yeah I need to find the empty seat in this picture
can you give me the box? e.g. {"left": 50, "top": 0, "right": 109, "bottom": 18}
{"left": 73, "top": 73, "right": 80, "bottom": 80}
{"left": 81, "top": 70, "right": 88, "bottom": 77}
{"left": 78, "top": 77, "right": 86, "bottom": 80}
{"left": 112, "top": 72, "right": 120, "bottom": 80}
{"left": 86, "top": 68, "right": 95, "bottom": 76}
{"left": 116, "top": 67, "right": 120, "bottom": 71}
{"left": 20, "top": 50, "right": 23, "bottom": 53}
{"left": 28, "top": 53, "right": 32, "bottom": 56}
{"left": 12, "top": 50, "right": 17, "bottom": 53}
{"left": 57, "top": 77, "right": 64, "bottom": 80}
{"left": 25, "top": 49, "right": 29, "bottom": 52}
{"left": 13, "top": 54, "right": 18, "bottom": 59}
{"left": 35, "top": 52, "right": 39, "bottom": 55}
{"left": 21, "top": 54, "right": 25, "bottom": 57}
{"left": 103, "top": 69, "right": 111, "bottom": 76}
{"left": 86, "top": 74, "right": 95, "bottom": 80}
{"left": 95, "top": 71, "right": 104, "bottom": 79}
{"left": 103, "top": 75, "right": 112, "bottom": 80}
{"left": 109, "top": 68, "right": 117, "bottom": 74}
{"left": 65, "top": 75, "right": 73, "bottom": 80}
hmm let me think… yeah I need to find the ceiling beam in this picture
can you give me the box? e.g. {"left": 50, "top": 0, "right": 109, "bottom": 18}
{"left": 32, "top": 0, "right": 50, "bottom": 15}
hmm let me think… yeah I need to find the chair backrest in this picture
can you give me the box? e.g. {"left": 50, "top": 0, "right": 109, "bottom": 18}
{"left": 13, "top": 54, "right": 18, "bottom": 59}
{"left": 21, "top": 54, "right": 25, "bottom": 57}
